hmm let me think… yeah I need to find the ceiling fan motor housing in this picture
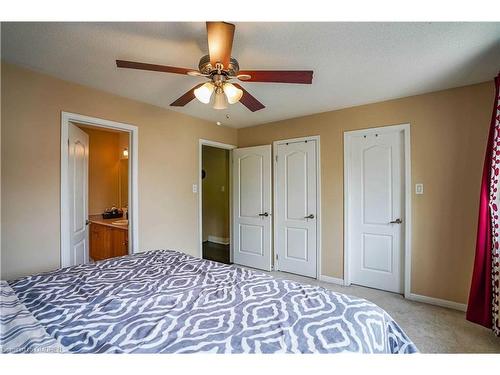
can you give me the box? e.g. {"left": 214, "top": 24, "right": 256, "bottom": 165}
{"left": 198, "top": 54, "right": 240, "bottom": 76}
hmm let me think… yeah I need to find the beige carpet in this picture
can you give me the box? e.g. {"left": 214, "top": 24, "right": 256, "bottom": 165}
{"left": 260, "top": 269, "right": 500, "bottom": 353}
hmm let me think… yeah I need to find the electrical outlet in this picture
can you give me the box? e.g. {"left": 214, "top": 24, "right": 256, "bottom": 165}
{"left": 192, "top": 184, "right": 198, "bottom": 193}
{"left": 415, "top": 183, "right": 424, "bottom": 195}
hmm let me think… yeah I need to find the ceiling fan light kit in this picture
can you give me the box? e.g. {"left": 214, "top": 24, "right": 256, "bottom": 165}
{"left": 193, "top": 73, "right": 243, "bottom": 109}
{"left": 116, "top": 21, "right": 314, "bottom": 113}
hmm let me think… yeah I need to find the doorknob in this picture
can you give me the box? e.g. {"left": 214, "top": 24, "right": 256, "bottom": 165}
{"left": 258, "top": 212, "right": 269, "bottom": 217}
{"left": 390, "top": 218, "right": 403, "bottom": 224}
{"left": 304, "top": 214, "right": 315, "bottom": 219}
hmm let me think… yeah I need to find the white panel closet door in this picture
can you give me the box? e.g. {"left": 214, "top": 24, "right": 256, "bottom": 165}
{"left": 348, "top": 130, "right": 404, "bottom": 293}
{"left": 275, "top": 140, "right": 317, "bottom": 278}
{"left": 68, "top": 123, "right": 89, "bottom": 266}
{"left": 232, "top": 145, "right": 272, "bottom": 271}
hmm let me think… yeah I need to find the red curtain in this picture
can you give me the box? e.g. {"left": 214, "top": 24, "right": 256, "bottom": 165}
{"left": 467, "top": 72, "right": 500, "bottom": 334}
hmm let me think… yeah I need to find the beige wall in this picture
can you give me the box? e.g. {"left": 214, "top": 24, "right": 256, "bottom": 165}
{"left": 1, "top": 62, "right": 237, "bottom": 280}
{"left": 77, "top": 125, "right": 124, "bottom": 215}
{"left": 202, "top": 146, "right": 230, "bottom": 241}
{"left": 237, "top": 81, "right": 495, "bottom": 304}
{"left": 1, "top": 60, "right": 494, "bottom": 305}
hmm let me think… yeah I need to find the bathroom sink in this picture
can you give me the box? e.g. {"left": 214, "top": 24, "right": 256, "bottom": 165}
{"left": 112, "top": 219, "right": 128, "bottom": 226}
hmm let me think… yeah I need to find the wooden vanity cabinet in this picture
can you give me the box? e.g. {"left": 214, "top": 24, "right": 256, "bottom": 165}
{"left": 111, "top": 229, "right": 128, "bottom": 257}
{"left": 90, "top": 223, "right": 128, "bottom": 261}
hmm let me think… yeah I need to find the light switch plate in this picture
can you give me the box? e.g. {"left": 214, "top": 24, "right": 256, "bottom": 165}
{"left": 192, "top": 184, "right": 198, "bottom": 193}
{"left": 415, "top": 183, "right": 424, "bottom": 195}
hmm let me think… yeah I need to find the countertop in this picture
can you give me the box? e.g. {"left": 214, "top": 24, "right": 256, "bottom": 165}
{"left": 89, "top": 215, "right": 128, "bottom": 230}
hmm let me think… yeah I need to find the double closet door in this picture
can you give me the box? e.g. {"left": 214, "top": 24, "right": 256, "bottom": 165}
{"left": 231, "top": 139, "right": 319, "bottom": 278}
{"left": 274, "top": 140, "right": 318, "bottom": 278}
{"left": 232, "top": 145, "right": 273, "bottom": 271}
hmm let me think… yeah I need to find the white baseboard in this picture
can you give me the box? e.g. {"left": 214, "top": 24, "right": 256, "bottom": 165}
{"left": 207, "top": 235, "right": 230, "bottom": 245}
{"left": 318, "top": 274, "right": 345, "bottom": 286}
{"left": 317, "top": 277, "right": 466, "bottom": 312}
{"left": 406, "top": 293, "right": 467, "bottom": 312}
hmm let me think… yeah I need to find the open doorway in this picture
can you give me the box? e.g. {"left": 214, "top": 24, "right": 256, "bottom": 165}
{"left": 61, "top": 112, "right": 139, "bottom": 268}
{"left": 75, "top": 124, "right": 130, "bottom": 263}
{"left": 201, "top": 145, "right": 230, "bottom": 263}
{"left": 199, "top": 140, "right": 235, "bottom": 264}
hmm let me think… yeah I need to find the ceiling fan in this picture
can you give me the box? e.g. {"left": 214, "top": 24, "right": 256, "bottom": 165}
{"left": 116, "top": 22, "right": 313, "bottom": 112}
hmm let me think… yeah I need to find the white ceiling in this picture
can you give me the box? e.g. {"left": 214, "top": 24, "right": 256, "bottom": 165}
{"left": 2, "top": 22, "right": 499, "bottom": 128}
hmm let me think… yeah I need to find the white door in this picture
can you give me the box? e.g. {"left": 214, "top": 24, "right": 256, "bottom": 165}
{"left": 347, "top": 128, "right": 404, "bottom": 293}
{"left": 232, "top": 145, "right": 272, "bottom": 271}
{"left": 68, "top": 123, "right": 89, "bottom": 266}
{"left": 275, "top": 140, "right": 318, "bottom": 278}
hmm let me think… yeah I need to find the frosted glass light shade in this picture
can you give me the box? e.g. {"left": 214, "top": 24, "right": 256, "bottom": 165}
{"left": 223, "top": 82, "right": 243, "bottom": 104}
{"left": 213, "top": 89, "right": 228, "bottom": 109}
{"left": 194, "top": 82, "right": 215, "bottom": 104}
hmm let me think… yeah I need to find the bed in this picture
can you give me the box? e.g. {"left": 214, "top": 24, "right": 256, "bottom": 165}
{"left": 1, "top": 250, "right": 418, "bottom": 353}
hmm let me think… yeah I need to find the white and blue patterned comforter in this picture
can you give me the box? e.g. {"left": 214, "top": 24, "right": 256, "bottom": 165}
{"left": 2, "top": 250, "right": 417, "bottom": 353}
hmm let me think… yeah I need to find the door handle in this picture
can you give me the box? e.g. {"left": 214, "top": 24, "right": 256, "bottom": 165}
{"left": 86, "top": 219, "right": 90, "bottom": 226}
{"left": 304, "top": 214, "right": 315, "bottom": 219}
{"left": 258, "top": 212, "right": 269, "bottom": 217}
{"left": 389, "top": 218, "right": 403, "bottom": 224}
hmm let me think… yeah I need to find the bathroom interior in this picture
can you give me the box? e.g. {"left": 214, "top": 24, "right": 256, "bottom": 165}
{"left": 76, "top": 124, "right": 130, "bottom": 262}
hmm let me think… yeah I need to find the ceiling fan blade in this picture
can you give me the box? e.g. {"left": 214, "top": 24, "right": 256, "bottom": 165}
{"left": 233, "top": 83, "right": 265, "bottom": 112}
{"left": 237, "top": 70, "right": 313, "bottom": 84}
{"left": 170, "top": 83, "right": 204, "bottom": 107}
{"left": 206, "top": 22, "right": 235, "bottom": 69}
{"left": 116, "top": 60, "right": 194, "bottom": 75}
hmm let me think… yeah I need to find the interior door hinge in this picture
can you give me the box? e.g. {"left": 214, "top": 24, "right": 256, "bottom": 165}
{"left": 275, "top": 155, "right": 278, "bottom": 163}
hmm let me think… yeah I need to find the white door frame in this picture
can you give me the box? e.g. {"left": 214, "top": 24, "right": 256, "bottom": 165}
{"left": 60, "top": 112, "right": 139, "bottom": 268}
{"left": 343, "top": 123, "right": 411, "bottom": 298}
{"left": 273, "top": 135, "right": 322, "bottom": 278}
{"left": 198, "top": 139, "right": 237, "bottom": 260}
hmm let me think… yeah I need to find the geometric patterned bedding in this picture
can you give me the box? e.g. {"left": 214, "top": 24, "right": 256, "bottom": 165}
{"left": 0, "top": 281, "right": 63, "bottom": 353}
{"left": 4, "top": 250, "right": 418, "bottom": 353}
